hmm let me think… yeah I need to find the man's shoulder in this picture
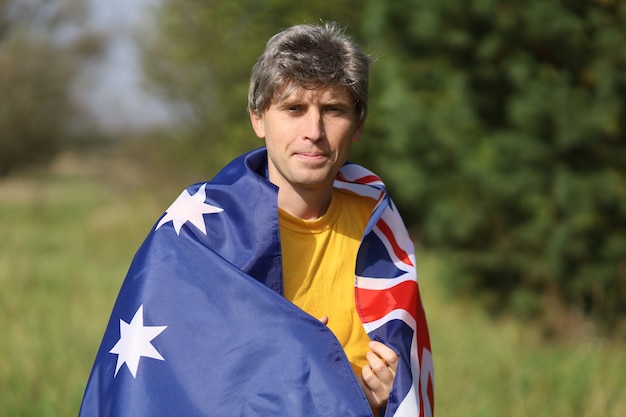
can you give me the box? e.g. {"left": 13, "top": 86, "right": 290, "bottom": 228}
{"left": 333, "top": 188, "right": 377, "bottom": 221}
{"left": 209, "top": 147, "right": 268, "bottom": 186}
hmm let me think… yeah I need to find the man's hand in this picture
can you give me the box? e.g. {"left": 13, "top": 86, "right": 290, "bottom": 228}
{"left": 358, "top": 341, "right": 399, "bottom": 409}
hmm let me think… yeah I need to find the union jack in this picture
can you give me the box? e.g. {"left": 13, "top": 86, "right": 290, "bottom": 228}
{"left": 336, "top": 164, "right": 434, "bottom": 417}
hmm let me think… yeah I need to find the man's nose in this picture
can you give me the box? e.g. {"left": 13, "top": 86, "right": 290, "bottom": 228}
{"left": 303, "top": 110, "right": 324, "bottom": 141}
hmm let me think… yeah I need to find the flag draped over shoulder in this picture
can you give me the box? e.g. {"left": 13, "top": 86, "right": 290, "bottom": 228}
{"left": 336, "top": 165, "right": 434, "bottom": 417}
{"left": 79, "top": 147, "right": 433, "bottom": 417}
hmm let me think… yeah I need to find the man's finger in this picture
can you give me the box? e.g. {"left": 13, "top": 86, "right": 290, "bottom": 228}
{"left": 369, "top": 341, "right": 399, "bottom": 369}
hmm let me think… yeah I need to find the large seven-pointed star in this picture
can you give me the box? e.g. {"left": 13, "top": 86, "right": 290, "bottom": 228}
{"left": 155, "top": 183, "right": 223, "bottom": 235}
{"left": 109, "top": 305, "right": 168, "bottom": 378}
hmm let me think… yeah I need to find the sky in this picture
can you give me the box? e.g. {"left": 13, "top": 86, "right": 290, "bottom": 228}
{"left": 79, "top": 0, "right": 173, "bottom": 133}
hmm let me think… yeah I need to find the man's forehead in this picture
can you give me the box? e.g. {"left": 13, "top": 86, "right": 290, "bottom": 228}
{"left": 273, "top": 84, "right": 353, "bottom": 104}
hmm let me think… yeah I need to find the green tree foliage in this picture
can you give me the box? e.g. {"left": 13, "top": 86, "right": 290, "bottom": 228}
{"left": 358, "top": 0, "right": 626, "bottom": 328}
{"left": 142, "top": 0, "right": 367, "bottom": 176}
{"left": 0, "top": 0, "right": 99, "bottom": 175}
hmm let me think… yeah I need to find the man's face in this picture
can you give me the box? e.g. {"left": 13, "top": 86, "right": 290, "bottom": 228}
{"left": 250, "top": 85, "right": 363, "bottom": 194}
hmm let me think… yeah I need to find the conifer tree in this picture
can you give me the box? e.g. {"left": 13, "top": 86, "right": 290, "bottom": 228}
{"left": 359, "top": 0, "right": 626, "bottom": 329}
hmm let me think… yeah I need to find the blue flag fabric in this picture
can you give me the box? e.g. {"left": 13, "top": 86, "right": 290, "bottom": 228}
{"left": 79, "top": 147, "right": 433, "bottom": 417}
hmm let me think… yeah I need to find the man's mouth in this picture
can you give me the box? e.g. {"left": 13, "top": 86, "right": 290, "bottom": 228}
{"left": 295, "top": 151, "right": 328, "bottom": 162}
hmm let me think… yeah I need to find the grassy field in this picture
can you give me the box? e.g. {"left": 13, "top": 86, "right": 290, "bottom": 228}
{"left": 1, "top": 150, "right": 625, "bottom": 416}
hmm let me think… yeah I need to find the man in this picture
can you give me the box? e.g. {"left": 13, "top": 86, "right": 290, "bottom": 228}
{"left": 79, "top": 22, "right": 433, "bottom": 417}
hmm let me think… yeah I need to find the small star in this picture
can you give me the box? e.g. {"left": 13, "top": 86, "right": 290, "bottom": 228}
{"left": 155, "top": 183, "right": 223, "bottom": 235}
{"left": 109, "top": 305, "right": 167, "bottom": 378}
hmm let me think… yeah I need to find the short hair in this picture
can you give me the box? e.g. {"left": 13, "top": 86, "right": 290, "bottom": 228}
{"left": 248, "top": 22, "right": 371, "bottom": 123}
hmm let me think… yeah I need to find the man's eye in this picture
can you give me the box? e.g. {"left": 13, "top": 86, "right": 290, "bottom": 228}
{"left": 326, "top": 106, "right": 345, "bottom": 114}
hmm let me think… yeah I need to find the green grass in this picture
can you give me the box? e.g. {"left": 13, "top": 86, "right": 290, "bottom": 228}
{"left": 418, "top": 255, "right": 626, "bottom": 417}
{"left": 1, "top": 151, "right": 625, "bottom": 416}
{"left": 0, "top": 154, "right": 166, "bottom": 417}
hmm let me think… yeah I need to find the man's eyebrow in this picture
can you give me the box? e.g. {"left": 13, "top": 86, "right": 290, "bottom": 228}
{"left": 275, "top": 97, "right": 301, "bottom": 108}
{"left": 325, "top": 99, "right": 352, "bottom": 107}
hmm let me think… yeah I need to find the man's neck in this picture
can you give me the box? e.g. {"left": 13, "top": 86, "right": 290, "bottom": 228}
{"left": 277, "top": 185, "right": 333, "bottom": 220}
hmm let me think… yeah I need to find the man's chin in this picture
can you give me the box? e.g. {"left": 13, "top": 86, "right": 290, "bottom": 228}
{"left": 291, "top": 173, "right": 335, "bottom": 189}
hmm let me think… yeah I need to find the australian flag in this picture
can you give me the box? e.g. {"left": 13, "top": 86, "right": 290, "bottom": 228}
{"left": 79, "top": 148, "right": 433, "bottom": 417}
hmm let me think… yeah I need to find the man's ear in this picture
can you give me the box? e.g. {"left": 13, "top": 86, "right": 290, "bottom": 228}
{"left": 249, "top": 110, "right": 265, "bottom": 139}
{"left": 352, "top": 122, "right": 364, "bottom": 143}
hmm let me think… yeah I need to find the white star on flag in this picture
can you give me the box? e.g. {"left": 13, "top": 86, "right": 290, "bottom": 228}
{"left": 109, "top": 305, "right": 168, "bottom": 378}
{"left": 155, "top": 183, "right": 223, "bottom": 235}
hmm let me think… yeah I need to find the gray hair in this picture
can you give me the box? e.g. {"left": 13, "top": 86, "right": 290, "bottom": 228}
{"left": 248, "top": 22, "right": 371, "bottom": 123}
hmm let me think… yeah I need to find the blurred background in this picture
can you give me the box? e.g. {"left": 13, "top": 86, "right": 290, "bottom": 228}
{"left": 1, "top": 0, "right": 625, "bottom": 415}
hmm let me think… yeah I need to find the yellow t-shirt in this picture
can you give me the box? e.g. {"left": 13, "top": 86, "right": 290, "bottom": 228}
{"left": 280, "top": 188, "right": 377, "bottom": 377}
